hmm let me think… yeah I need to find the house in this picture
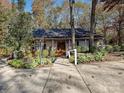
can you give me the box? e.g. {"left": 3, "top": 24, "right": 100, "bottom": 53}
{"left": 33, "top": 28, "right": 103, "bottom": 56}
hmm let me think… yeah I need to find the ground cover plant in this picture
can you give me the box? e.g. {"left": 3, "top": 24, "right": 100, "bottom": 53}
{"left": 69, "top": 45, "right": 124, "bottom": 64}
{"left": 8, "top": 49, "right": 56, "bottom": 69}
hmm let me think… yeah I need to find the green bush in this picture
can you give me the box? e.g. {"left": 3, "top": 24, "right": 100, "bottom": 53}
{"left": 121, "top": 44, "right": 124, "bottom": 51}
{"left": 24, "top": 57, "right": 40, "bottom": 69}
{"left": 69, "top": 56, "right": 75, "bottom": 63}
{"left": 105, "top": 45, "right": 113, "bottom": 53}
{"left": 42, "top": 49, "right": 49, "bottom": 57}
{"left": 78, "top": 50, "right": 106, "bottom": 63}
{"left": 50, "top": 50, "right": 56, "bottom": 57}
{"left": 8, "top": 59, "right": 24, "bottom": 68}
{"left": 86, "top": 54, "right": 95, "bottom": 62}
{"left": 76, "top": 46, "right": 82, "bottom": 53}
{"left": 49, "top": 57, "right": 56, "bottom": 63}
{"left": 17, "top": 51, "right": 24, "bottom": 59}
{"left": 99, "top": 48, "right": 108, "bottom": 56}
{"left": 81, "top": 46, "right": 88, "bottom": 52}
{"left": 94, "top": 52, "right": 104, "bottom": 61}
{"left": 113, "top": 45, "right": 121, "bottom": 52}
{"left": 35, "top": 49, "right": 40, "bottom": 56}
{"left": 78, "top": 55, "right": 88, "bottom": 63}
{"left": 78, "top": 54, "right": 95, "bottom": 63}
{"left": 90, "top": 46, "right": 97, "bottom": 53}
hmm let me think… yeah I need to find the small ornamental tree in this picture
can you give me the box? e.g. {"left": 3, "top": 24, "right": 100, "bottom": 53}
{"left": 6, "top": 13, "right": 34, "bottom": 52}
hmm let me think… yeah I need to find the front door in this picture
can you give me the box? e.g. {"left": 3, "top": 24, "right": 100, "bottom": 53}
{"left": 56, "top": 41, "right": 66, "bottom": 56}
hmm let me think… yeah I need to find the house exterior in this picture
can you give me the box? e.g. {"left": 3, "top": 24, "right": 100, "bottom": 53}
{"left": 33, "top": 28, "right": 104, "bottom": 56}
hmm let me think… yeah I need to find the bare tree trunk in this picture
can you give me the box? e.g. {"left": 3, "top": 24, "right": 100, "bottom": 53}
{"left": 69, "top": 0, "right": 75, "bottom": 49}
{"left": 89, "top": 0, "right": 98, "bottom": 52}
{"left": 118, "top": 0, "right": 124, "bottom": 46}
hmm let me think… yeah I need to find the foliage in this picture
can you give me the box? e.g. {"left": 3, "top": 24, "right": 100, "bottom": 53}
{"left": 105, "top": 45, "right": 113, "bottom": 53}
{"left": 50, "top": 50, "right": 56, "bottom": 57}
{"left": 49, "top": 57, "right": 56, "bottom": 63}
{"left": 121, "top": 44, "right": 124, "bottom": 51}
{"left": 78, "top": 54, "right": 95, "bottom": 63}
{"left": 90, "top": 46, "right": 97, "bottom": 53}
{"left": 42, "top": 49, "right": 49, "bottom": 57}
{"left": 99, "top": 48, "right": 108, "bottom": 56}
{"left": 17, "top": 51, "right": 24, "bottom": 59}
{"left": 113, "top": 45, "right": 121, "bottom": 52}
{"left": 81, "top": 46, "right": 88, "bottom": 52}
{"left": 6, "top": 12, "right": 34, "bottom": 52}
{"left": 94, "top": 52, "right": 104, "bottom": 61}
{"left": 76, "top": 46, "right": 88, "bottom": 53}
{"left": 69, "top": 56, "right": 75, "bottom": 63}
{"left": 76, "top": 46, "right": 82, "bottom": 53}
{"left": 8, "top": 59, "right": 24, "bottom": 68}
{"left": 35, "top": 49, "right": 40, "bottom": 57}
{"left": 0, "top": 4, "right": 10, "bottom": 44}
{"left": 77, "top": 49, "right": 107, "bottom": 63}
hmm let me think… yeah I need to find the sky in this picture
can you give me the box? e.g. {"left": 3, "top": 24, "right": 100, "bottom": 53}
{"left": 19, "top": 0, "right": 91, "bottom": 12}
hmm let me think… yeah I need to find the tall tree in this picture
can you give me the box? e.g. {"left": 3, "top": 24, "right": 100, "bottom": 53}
{"left": 69, "top": 0, "right": 75, "bottom": 49}
{"left": 0, "top": 3, "right": 11, "bottom": 44}
{"left": 89, "top": 0, "right": 98, "bottom": 52}
{"left": 17, "top": 0, "right": 25, "bottom": 12}
{"left": 101, "top": 0, "right": 124, "bottom": 45}
{"left": 32, "top": 0, "right": 52, "bottom": 29}
{"left": 6, "top": 0, "right": 34, "bottom": 52}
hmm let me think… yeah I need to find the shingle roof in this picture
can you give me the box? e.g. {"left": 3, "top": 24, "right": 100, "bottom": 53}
{"left": 33, "top": 28, "right": 101, "bottom": 38}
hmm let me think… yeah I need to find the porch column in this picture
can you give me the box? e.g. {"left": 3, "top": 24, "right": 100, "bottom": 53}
{"left": 69, "top": 39, "right": 71, "bottom": 50}
{"left": 52, "top": 39, "right": 54, "bottom": 50}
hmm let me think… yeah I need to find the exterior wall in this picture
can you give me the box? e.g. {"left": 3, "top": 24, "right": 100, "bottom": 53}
{"left": 77, "top": 40, "right": 89, "bottom": 50}
{"left": 35, "top": 39, "right": 104, "bottom": 52}
{"left": 46, "top": 40, "right": 57, "bottom": 50}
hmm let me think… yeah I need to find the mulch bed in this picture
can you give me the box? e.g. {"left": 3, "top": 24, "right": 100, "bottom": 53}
{"left": 104, "top": 52, "right": 124, "bottom": 62}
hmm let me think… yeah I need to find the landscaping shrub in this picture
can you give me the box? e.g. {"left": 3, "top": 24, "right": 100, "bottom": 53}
{"left": 76, "top": 46, "right": 82, "bottom": 53}
{"left": 121, "top": 44, "right": 124, "bottom": 51}
{"left": 49, "top": 57, "right": 56, "bottom": 63}
{"left": 8, "top": 59, "right": 24, "bottom": 68}
{"left": 24, "top": 61, "right": 39, "bottom": 69}
{"left": 17, "top": 51, "right": 24, "bottom": 59}
{"left": 35, "top": 49, "right": 40, "bottom": 56}
{"left": 50, "top": 50, "right": 56, "bottom": 57}
{"left": 90, "top": 46, "right": 97, "bottom": 53}
{"left": 81, "top": 46, "right": 88, "bottom": 52}
{"left": 99, "top": 48, "right": 108, "bottom": 56}
{"left": 78, "top": 54, "right": 95, "bottom": 63}
{"left": 69, "top": 56, "right": 75, "bottom": 63}
{"left": 105, "top": 45, "right": 113, "bottom": 53}
{"left": 77, "top": 50, "right": 106, "bottom": 63}
{"left": 86, "top": 54, "right": 95, "bottom": 62}
{"left": 42, "top": 49, "right": 49, "bottom": 57}
{"left": 94, "top": 52, "right": 104, "bottom": 61}
{"left": 78, "top": 55, "right": 88, "bottom": 63}
{"left": 113, "top": 45, "right": 121, "bottom": 52}
{"left": 0, "top": 46, "right": 12, "bottom": 57}
{"left": 25, "top": 50, "right": 32, "bottom": 58}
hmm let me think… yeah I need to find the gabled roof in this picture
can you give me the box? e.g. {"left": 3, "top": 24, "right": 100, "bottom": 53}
{"left": 33, "top": 28, "right": 102, "bottom": 38}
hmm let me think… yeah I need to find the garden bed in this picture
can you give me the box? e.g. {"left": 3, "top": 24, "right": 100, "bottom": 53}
{"left": 104, "top": 52, "right": 124, "bottom": 62}
{"left": 8, "top": 57, "right": 56, "bottom": 69}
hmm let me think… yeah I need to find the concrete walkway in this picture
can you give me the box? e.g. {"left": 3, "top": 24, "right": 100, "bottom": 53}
{"left": 43, "top": 58, "right": 90, "bottom": 93}
{"left": 0, "top": 58, "right": 124, "bottom": 93}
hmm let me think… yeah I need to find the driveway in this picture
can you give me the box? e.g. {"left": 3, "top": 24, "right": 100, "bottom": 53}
{"left": 0, "top": 58, "right": 124, "bottom": 93}
{"left": 77, "top": 61, "right": 124, "bottom": 93}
